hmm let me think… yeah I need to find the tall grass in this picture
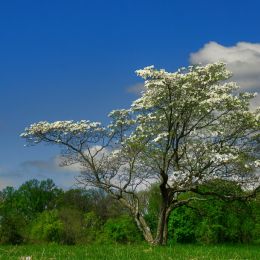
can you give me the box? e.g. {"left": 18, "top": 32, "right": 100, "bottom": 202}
{"left": 0, "top": 244, "right": 259, "bottom": 260}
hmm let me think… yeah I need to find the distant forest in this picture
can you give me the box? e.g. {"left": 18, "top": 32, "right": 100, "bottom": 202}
{"left": 0, "top": 179, "right": 259, "bottom": 245}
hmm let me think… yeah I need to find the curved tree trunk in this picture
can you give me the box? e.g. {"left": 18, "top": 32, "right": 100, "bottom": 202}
{"left": 134, "top": 212, "right": 154, "bottom": 244}
{"left": 118, "top": 196, "right": 155, "bottom": 244}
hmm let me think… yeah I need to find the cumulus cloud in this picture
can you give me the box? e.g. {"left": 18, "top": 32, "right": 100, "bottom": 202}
{"left": 190, "top": 42, "right": 260, "bottom": 108}
{"left": 127, "top": 42, "right": 260, "bottom": 107}
{"left": 190, "top": 42, "right": 260, "bottom": 90}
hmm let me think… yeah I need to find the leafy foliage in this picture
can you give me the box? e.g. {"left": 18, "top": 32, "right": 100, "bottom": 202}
{"left": 58, "top": 207, "right": 86, "bottom": 244}
{"left": 30, "top": 210, "right": 64, "bottom": 243}
{"left": 104, "top": 215, "right": 142, "bottom": 243}
{"left": 0, "top": 178, "right": 260, "bottom": 245}
{"left": 168, "top": 206, "right": 198, "bottom": 243}
{"left": 83, "top": 211, "right": 103, "bottom": 243}
{"left": 167, "top": 180, "right": 256, "bottom": 244}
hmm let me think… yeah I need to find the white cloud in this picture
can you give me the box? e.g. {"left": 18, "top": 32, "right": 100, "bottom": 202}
{"left": 190, "top": 42, "right": 260, "bottom": 108}
{"left": 127, "top": 42, "right": 260, "bottom": 107}
{"left": 190, "top": 42, "right": 260, "bottom": 89}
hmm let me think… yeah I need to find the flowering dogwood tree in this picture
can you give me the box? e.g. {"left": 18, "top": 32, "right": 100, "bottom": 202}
{"left": 21, "top": 62, "right": 260, "bottom": 245}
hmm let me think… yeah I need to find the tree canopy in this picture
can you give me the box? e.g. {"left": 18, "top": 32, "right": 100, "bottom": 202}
{"left": 21, "top": 62, "right": 260, "bottom": 245}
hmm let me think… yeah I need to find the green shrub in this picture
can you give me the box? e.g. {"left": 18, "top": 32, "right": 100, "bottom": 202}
{"left": 29, "top": 210, "right": 64, "bottom": 243}
{"left": 83, "top": 211, "right": 103, "bottom": 243}
{"left": 168, "top": 198, "right": 255, "bottom": 244}
{"left": 168, "top": 206, "right": 198, "bottom": 243}
{"left": 0, "top": 214, "right": 26, "bottom": 244}
{"left": 104, "top": 215, "right": 141, "bottom": 243}
{"left": 58, "top": 207, "right": 86, "bottom": 244}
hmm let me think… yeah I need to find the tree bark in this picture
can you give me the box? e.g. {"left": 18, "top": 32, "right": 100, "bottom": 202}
{"left": 154, "top": 179, "right": 170, "bottom": 245}
{"left": 154, "top": 206, "right": 167, "bottom": 244}
{"left": 162, "top": 208, "right": 172, "bottom": 245}
{"left": 134, "top": 212, "right": 154, "bottom": 244}
{"left": 154, "top": 205, "right": 171, "bottom": 245}
{"left": 118, "top": 197, "right": 155, "bottom": 244}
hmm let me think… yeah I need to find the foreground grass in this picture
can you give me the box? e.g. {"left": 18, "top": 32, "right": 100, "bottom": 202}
{"left": 0, "top": 244, "right": 259, "bottom": 260}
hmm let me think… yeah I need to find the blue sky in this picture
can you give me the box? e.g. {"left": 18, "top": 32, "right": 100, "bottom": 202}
{"left": 1, "top": 0, "right": 260, "bottom": 189}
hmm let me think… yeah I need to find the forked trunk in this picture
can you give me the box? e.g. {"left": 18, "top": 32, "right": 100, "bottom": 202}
{"left": 153, "top": 175, "right": 171, "bottom": 245}
{"left": 154, "top": 206, "right": 170, "bottom": 245}
{"left": 155, "top": 179, "right": 171, "bottom": 245}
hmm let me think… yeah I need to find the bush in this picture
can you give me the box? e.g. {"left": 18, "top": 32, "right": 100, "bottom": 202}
{"left": 83, "top": 211, "right": 103, "bottom": 243}
{"left": 29, "top": 210, "right": 64, "bottom": 243}
{"left": 0, "top": 187, "right": 27, "bottom": 244}
{"left": 168, "top": 206, "right": 198, "bottom": 243}
{"left": 103, "top": 215, "right": 142, "bottom": 243}
{"left": 58, "top": 207, "right": 86, "bottom": 244}
{"left": 168, "top": 197, "right": 255, "bottom": 244}
{"left": 194, "top": 199, "right": 254, "bottom": 244}
{"left": 251, "top": 193, "right": 260, "bottom": 243}
{"left": 0, "top": 214, "right": 26, "bottom": 244}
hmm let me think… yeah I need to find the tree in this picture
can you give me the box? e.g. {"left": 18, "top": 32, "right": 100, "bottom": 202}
{"left": 17, "top": 179, "right": 62, "bottom": 218}
{"left": 58, "top": 207, "right": 86, "bottom": 244}
{"left": 57, "top": 188, "right": 91, "bottom": 212}
{"left": 0, "top": 179, "right": 62, "bottom": 244}
{"left": 0, "top": 187, "right": 27, "bottom": 244}
{"left": 21, "top": 62, "right": 260, "bottom": 245}
{"left": 29, "top": 210, "right": 64, "bottom": 243}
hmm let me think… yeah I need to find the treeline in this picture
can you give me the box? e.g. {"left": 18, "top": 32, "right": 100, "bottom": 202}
{"left": 0, "top": 179, "right": 141, "bottom": 245}
{"left": 0, "top": 179, "right": 259, "bottom": 245}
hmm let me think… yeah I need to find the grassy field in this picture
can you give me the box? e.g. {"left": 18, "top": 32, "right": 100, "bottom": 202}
{"left": 0, "top": 244, "right": 259, "bottom": 260}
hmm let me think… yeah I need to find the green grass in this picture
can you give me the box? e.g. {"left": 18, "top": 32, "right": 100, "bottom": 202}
{"left": 0, "top": 244, "right": 259, "bottom": 260}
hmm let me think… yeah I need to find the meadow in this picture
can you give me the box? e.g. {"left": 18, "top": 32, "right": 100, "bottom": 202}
{"left": 0, "top": 244, "right": 260, "bottom": 260}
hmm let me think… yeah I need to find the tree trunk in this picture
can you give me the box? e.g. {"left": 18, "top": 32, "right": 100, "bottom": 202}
{"left": 134, "top": 212, "right": 154, "bottom": 244}
{"left": 154, "top": 176, "right": 171, "bottom": 245}
{"left": 118, "top": 197, "right": 154, "bottom": 244}
{"left": 154, "top": 205, "right": 171, "bottom": 245}
{"left": 154, "top": 207, "right": 166, "bottom": 244}
{"left": 162, "top": 208, "right": 172, "bottom": 245}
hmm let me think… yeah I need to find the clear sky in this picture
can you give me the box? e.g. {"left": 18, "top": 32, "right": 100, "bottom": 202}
{"left": 1, "top": 0, "right": 260, "bottom": 189}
